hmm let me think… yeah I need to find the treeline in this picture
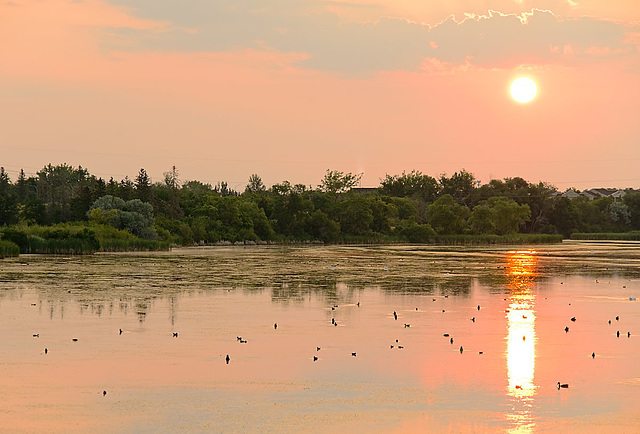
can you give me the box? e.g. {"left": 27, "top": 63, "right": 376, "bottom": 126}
{"left": 1, "top": 164, "right": 639, "bottom": 248}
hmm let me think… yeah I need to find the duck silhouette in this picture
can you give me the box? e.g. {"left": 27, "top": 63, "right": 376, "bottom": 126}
{"left": 557, "top": 382, "right": 569, "bottom": 389}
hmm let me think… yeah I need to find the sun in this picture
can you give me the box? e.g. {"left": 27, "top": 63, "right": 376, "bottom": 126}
{"left": 510, "top": 77, "right": 537, "bottom": 103}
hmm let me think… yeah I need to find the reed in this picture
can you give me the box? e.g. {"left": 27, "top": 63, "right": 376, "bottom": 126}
{"left": 2, "top": 223, "right": 170, "bottom": 254}
{"left": 434, "top": 234, "right": 563, "bottom": 245}
{"left": 571, "top": 232, "right": 640, "bottom": 241}
{"left": 0, "top": 240, "right": 20, "bottom": 258}
{"left": 99, "top": 238, "right": 170, "bottom": 252}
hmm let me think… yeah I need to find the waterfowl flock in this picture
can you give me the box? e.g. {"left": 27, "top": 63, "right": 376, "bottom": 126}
{"left": 15, "top": 254, "right": 637, "bottom": 420}
{"left": 28, "top": 285, "right": 635, "bottom": 402}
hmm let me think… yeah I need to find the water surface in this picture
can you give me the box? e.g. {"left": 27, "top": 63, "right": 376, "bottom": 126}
{"left": 1, "top": 242, "right": 639, "bottom": 432}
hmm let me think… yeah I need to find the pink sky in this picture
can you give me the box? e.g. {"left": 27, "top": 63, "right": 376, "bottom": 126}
{"left": 1, "top": 0, "right": 639, "bottom": 190}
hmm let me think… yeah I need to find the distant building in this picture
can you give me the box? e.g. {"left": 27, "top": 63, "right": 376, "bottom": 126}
{"left": 559, "top": 188, "right": 639, "bottom": 201}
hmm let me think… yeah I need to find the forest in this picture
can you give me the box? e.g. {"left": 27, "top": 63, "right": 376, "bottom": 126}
{"left": 1, "top": 164, "right": 640, "bottom": 255}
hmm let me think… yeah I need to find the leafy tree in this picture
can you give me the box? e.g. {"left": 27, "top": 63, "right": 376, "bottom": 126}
{"left": 469, "top": 196, "right": 530, "bottom": 235}
{"left": 88, "top": 195, "right": 158, "bottom": 239}
{"left": 337, "top": 196, "right": 374, "bottom": 235}
{"left": 401, "top": 222, "right": 436, "bottom": 243}
{"left": 379, "top": 170, "right": 440, "bottom": 203}
{"left": 214, "top": 181, "right": 238, "bottom": 197}
{"left": 607, "top": 201, "right": 630, "bottom": 230}
{"left": 468, "top": 205, "right": 497, "bottom": 235}
{"left": 439, "top": 170, "right": 476, "bottom": 205}
{"left": 426, "top": 194, "right": 470, "bottom": 235}
{"left": 36, "top": 164, "right": 90, "bottom": 223}
{"left": 307, "top": 210, "right": 340, "bottom": 242}
{"left": 574, "top": 196, "right": 607, "bottom": 232}
{"left": 623, "top": 192, "right": 640, "bottom": 230}
{"left": 318, "top": 170, "right": 362, "bottom": 194}
{"left": 547, "top": 196, "right": 579, "bottom": 237}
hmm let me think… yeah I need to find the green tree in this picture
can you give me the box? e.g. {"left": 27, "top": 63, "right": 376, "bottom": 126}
{"left": 36, "top": 164, "right": 91, "bottom": 223}
{"left": 547, "top": 197, "right": 579, "bottom": 237}
{"left": 426, "top": 194, "right": 470, "bottom": 235}
{"left": 318, "top": 170, "right": 362, "bottom": 194}
{"left": 439, "top": 170, "right": 476, "bottom": 205}
{"left": 337, "top": 196, "right": 374, "bottom": 236}
{"left": 623, "top": 192, "right": 640, "bottom": 230}
{"left": 0, "top": 167, "right": 19, "bottom": 225}
{"left": 607, "top": 201, "right": 630, "bottom": 230}
{"left": 468, "top": 205, "right": 497, "bottom": 235}
{"left": 135, "top": 168, "right": 152, "bottom": 202}
{"left": 400, "top": 222, "right": 436, "bottom": 243}
{"left": 245, "top": 174, "right": 266, "bottom": 194}
{"left": 379, "top": 170, "right": 440, "bottom": 203}
{"left": 88, "top": 195, "right": 158, "bottom": 239}
{"left": 306, "top": 210, "right": 340, "bottom": 242}
{"left": 471, "top": 196, "right": 531, "bottom": 235}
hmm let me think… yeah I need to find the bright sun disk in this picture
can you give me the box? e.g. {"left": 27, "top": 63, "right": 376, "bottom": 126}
{"left": 510, "top": 77, "right": 537, "bottom": 103}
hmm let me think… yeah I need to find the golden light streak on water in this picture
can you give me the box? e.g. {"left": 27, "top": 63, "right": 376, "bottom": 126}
{"left": 505, "top": 250, "right": 538, "bottom": 432}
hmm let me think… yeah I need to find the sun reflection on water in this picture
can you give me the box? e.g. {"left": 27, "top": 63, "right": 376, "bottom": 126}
{"left": 505, "top": 250, "right": 538, "bottom": 432}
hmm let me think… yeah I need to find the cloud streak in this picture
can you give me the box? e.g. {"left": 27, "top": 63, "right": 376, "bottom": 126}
{"left": 102, "top": 1, "right": 639, "bottom": 73}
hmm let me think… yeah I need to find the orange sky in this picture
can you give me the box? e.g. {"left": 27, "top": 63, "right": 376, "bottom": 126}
{"left": 1, "top": 0, "right": 639, "bottom": 190}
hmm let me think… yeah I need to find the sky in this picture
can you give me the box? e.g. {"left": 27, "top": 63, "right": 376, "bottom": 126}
{"left": 1, "top": 0, "right": 639, "bottom": 191}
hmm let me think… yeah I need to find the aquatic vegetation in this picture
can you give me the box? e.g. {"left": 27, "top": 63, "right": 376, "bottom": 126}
{"left": 434, "top": 234, "right": 563, "bottom": 245}
{"left": 0, "top": 223, "right": 170, "bottom": 254}
{"left": 0, "top": 240, "right": 19, "bottom": 258}
{"left": 571, "top": 231, "right": 640, "bottom": 241}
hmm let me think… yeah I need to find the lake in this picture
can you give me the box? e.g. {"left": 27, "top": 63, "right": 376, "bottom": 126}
{"left": 1, "top": 242, "right": 639, "bottom": 432}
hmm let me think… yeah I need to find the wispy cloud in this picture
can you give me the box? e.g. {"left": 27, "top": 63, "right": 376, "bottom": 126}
{"left": 99, "top": 1, "right": 639, "bottom": 73}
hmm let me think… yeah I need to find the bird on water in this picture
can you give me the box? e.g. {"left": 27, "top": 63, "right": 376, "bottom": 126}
{"left": 557, "top": 382, "right": 569, "bottom": 389}
{"left": 225, "top": 354, "right": 230, "bottom": 364}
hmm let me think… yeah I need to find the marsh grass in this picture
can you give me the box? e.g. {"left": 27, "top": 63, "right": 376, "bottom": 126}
{"left": 1, "top": 223, "right": 170, "bottom": 254}
{"left": 0, "top": 240, "right": 20, "bottom": 258}
{"left": 571, "top": 232, "right": 640, "bottom": 241}
{"left": 434, "top": 234, "right": 563, "bottom": 245}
